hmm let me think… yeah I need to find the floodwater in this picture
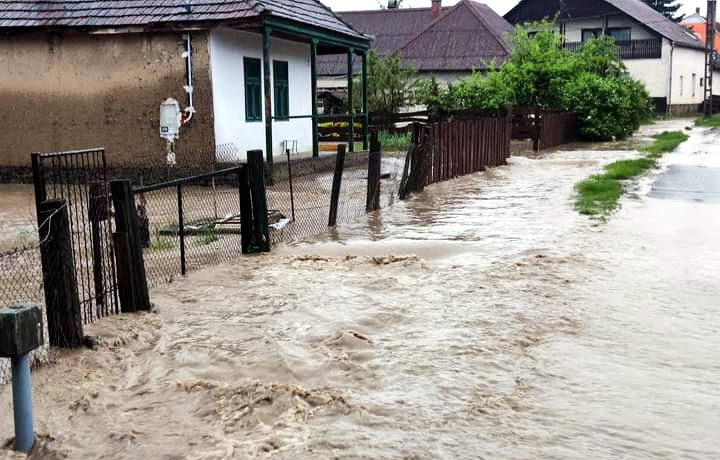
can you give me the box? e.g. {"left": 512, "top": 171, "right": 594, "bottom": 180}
{"left": 0, "top": 184, "right": 36, "bottom": 251}
{"left": 2, "top": 119, "right": 720, "bottom": 459}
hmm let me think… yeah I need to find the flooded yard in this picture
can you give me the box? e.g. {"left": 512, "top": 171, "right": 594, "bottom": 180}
{"left": 1, "top": 120, "right": 719, "bottom": 459}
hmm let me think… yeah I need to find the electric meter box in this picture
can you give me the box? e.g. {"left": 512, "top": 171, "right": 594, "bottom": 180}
{"left": 160, "top": 98, "right": 182, "bottom": 140}
{"left": 0, "top": 304, "right": 43, "bottom": 358}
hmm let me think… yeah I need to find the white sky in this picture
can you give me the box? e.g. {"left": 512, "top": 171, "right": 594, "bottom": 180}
{"left": 322, "top": 0, "right": 707, "bottom": 17}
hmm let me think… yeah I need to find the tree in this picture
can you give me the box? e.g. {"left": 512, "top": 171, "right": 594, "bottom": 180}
{"left": 354, "top": 49, "right": 416, "bottom": 115}
{"left": 642, "top": 0, "right": 684, "bottom": 21}
{"left": 416, "top": 23, "right": 653, "bottom": 141}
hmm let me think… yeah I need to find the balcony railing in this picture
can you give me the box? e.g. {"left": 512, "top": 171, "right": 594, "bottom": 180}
{"left": 564, "top": 38, "right": 662, "bottom": 60}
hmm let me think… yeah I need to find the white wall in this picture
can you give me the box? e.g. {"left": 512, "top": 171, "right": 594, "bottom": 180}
{"left": 562, "top": 15, "right": 655, "bottom": 42}
{"left": 209, "top": 28, "right": 313, "bottom": 160}
{"left": 624, "top": 38, "right": 672, "bottom": 99}
{"left": 670, "top": 46, "right": 706, "bottom": 106}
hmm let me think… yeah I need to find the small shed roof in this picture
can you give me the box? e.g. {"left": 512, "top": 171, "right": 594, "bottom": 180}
{"left": 0, "top": 0, "right": 365, "bottom": 41}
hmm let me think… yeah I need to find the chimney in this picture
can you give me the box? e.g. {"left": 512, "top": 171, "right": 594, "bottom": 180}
{"left": 432, "top": 0, "right": 442, "bottom": 19}
{"left": 697, "top": 7, "right": 701, "bottom": 14}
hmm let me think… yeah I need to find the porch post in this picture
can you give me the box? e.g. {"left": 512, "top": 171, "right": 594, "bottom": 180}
{"left": 347, "top": 47, "right": 355, "bottom": 153}
{"left": 263, "top": 27, "right": 273, "bottom": 164}
{"left": 311, "top": 39, "right": 319, "bottom": 158}
{"left": 362, "top": 50, "right": 369, "bottom": 151}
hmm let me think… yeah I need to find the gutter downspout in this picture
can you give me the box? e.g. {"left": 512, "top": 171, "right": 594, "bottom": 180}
{"left": 667, "top": 40, "right": 675, "bottom": 114}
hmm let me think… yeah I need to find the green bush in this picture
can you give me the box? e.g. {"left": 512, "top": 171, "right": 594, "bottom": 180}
{"left": 560, "top": 72, "right": 651, "bottom": 140}
{"left": 416, "top": 23, "right": 653, "bottom": 141}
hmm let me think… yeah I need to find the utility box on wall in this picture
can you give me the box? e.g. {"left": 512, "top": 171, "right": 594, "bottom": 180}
{"left": 0, "top": 305, "right": 43, "bottom": 358}
{"left": 160, "top": 98, "right": 182, "bottom": 141}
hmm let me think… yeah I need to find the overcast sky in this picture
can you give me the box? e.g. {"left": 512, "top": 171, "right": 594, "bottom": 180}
{"left": 322, "top": 0, "right": 706, "bottom": 17}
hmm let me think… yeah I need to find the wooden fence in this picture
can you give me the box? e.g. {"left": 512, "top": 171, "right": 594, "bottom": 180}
{"left": 511, "top": 107, "right": 577, "bottom": 151}
{"left": 399, "top": 111, "right": 512, "bottom": 199}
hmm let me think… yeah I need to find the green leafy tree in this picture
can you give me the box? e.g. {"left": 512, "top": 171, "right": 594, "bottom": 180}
{"left": 642, "top": 0, "right": 684, "bottom": 21}
{"left": 416, "top": 22, "right": 653, "bottom": 141}
{"left": 353, "top": 49, "right": 416, "bottom": 115}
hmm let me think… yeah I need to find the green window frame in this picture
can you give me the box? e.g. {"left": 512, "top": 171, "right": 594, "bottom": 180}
{"left": 244, "top": 57, "right": 262, "bottom": 122}
{"left": 273, "top": 60, "right": 290, "bottom": 121}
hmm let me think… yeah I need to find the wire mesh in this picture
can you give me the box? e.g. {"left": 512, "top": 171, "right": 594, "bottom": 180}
{"left": 267, "top": 150, "right": 403, "bottom": 244}
{"left": 0, "top": 241, "right": 53, "bottom": 390}
{"left": 137, "top": 168, "right": 243, "bottom": 288}
{"left": 34, "top": 149, "right": 119, "bottom": 324}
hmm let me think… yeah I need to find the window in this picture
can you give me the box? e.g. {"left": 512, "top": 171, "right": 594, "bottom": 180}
{"left": 680, "top": 75, "right": 684, "bottom": 96}
{"left": 607, "top": 27, "right": 631, "bottom": 43}
{"left": 273, "top": 60, "right": 289, "bottom": 121}
{"left": 692, "top": 74, "right": 697, "bottom": 97}
{"left": 244, "top": 57, "right": 262, "bottom": 122}
{"left": 582, "top": 28, "right": 602, "bottom": 42}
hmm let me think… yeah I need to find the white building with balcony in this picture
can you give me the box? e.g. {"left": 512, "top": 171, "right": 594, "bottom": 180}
{"left": 505, "top": 0, "right": 720, "bottom": 114}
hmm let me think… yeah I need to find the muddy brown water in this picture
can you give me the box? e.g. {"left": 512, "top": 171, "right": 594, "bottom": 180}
{"left": 2, "top": 120, "right": 719, "bottom": 459}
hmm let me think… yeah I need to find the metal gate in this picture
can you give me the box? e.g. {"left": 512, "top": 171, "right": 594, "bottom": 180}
{"left": 31, "top": 148, "right": 119, "bottom": 324}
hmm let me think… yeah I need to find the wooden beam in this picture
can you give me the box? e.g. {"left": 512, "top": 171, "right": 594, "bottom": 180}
{"left": 347, "top": 47, "right": 355, "bottom": 153}
{"left": 311, "top": 39, "right": 319, "bottom": 158}
{"left": 362, "top": 50, "right": 369, "bottom": 151}
{"left": 263, "top": 27, "right": 273, "bottom": 164}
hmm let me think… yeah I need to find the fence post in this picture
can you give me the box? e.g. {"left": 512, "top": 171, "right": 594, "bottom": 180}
{"left": 238, "top": 166, "right": 254, "bottom": 254}
{"left": 38, "top": 199, "right": 84, "bottom": 348}
{"left": 110, "top": 180, "right": 151, "bottom": 313}
{"left": 177, "top": 184, "right": 186, "bottom": 276}
{"left": 366, "top": 128, "right": 382, "bottom": 212}
{"left": 328, "top": 144, "right": 347, "bottom": 227}
{"left": 533, "top": 107, "right": 542, "bottom": 152}
{"left": 247, "top": 150, "right": 271, "bottom": 252}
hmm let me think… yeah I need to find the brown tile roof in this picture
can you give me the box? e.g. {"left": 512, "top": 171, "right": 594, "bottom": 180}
{"left": 0, "top": 0, "right": 364, "bottom": 39}
{"left": 399, "top": 1, "right": 514, "bottom": 71}
{"left": 319, "top": 0, "right": 514, "bottom": 76}
{"left": 505, "top": 0, "right": 704, "bottom": 50}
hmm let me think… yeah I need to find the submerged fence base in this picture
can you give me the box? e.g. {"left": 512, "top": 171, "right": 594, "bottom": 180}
{"left": 400, "top": 111, "right": 512, "bottom": 198}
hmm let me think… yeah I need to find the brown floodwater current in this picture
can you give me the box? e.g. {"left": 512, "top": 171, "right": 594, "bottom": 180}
{"left": 1, "top": 120, "right": 719, "bottom": 459}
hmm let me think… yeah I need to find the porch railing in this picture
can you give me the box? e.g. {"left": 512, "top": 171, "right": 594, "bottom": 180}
{"left": 564, "top": 38, "right": 662, "bottom": 59}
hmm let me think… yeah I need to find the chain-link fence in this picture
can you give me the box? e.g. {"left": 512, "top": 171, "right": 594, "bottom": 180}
{"left": 0, "top": 241, "right": 53, "bottom": 390}
{"left": 136, "top": 167, "right": 244, "bottom": 287}
{"left": 267, "top": 150, "right": 403, "bottom": 244}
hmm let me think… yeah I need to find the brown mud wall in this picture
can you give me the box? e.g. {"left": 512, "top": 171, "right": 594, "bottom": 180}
{"left": 0, "top": 30, "right": 215, "bottom": 171}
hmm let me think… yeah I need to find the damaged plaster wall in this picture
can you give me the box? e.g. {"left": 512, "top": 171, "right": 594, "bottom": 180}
{"left": 0, "top": 30, "right": 214, "bottom": 167}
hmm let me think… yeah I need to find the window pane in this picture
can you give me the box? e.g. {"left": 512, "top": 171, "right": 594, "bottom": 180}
{"left": 582, "top": 29, "right": 601, "bottom": 42}
{"left": 273, "top": 61, "right": 290, "bottom": 120}
{"left": 244, "top": 58, "right": 262, "bottom": 122}
{"left": 608, "top": 28, "right": 631, "bottom": 43}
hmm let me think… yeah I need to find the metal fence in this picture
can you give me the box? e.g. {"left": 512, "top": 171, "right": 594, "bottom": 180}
{"left": 0, "top": 235, "right": 53, "bottom": 389}
{"left": 134, "top": 166, "right": 245, "bottom": 287}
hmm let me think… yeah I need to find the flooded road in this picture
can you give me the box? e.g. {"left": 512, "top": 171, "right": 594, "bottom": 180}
{"left": 0, "top": 184, "right": 36, "bottom": 250}
{"left": 2, "top": 120, "right": 719, "bottom": 459}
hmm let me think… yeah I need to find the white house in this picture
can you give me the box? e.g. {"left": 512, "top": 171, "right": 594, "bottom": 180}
{"left": 0, "top": 0, "right": 371, "bottom": 168}
{"left": 505, "top": 0, "right": 720, "bottom": 114}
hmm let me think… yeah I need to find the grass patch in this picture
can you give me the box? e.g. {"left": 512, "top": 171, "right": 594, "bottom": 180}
{"left": 575, "top": 130, "right": 688, "bottom": 216}
{"left": 380, "top": 130, "right": 412, "bottom": 151}
{"left": 640, "top": 131, "right": 689, "bottom": 155}
{"left": 694, "top": 114, "right": 720, "bottom": 128}
{"left": 150, "top": 227, "right": 175, "bottom": 251}
{"left": 196, "top": 227, "right": 219, "bottom": 246}
{"left": 575, "top": 175, "right": 624, "bottom": 216}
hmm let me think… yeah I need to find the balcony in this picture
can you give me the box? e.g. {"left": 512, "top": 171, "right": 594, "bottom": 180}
{"left": 564, "top": 38, "right": 662, "bottom": 60}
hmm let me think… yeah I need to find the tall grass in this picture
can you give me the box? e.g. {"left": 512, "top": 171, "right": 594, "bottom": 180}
{"left": 379, "top": 131, "right": 412, "bottom": 151}
{"left": 694, "top": 114, "right": 720, "bottom": 128}
{"left": 575, "top": 131, "right": 689, "bottom": 216}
